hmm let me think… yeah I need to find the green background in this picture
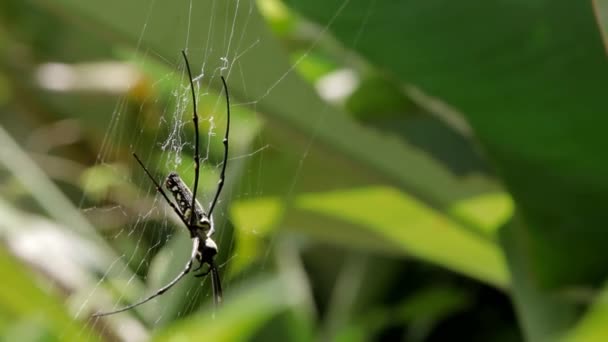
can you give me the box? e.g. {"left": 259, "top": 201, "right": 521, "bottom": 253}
{"left": 1, "top": 0, "right": 608, "bottom": 341}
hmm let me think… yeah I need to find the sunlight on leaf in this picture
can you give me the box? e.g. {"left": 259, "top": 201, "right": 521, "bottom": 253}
{"left": 296, "top": 186, "right": 509, "bottom": 288}
{"left": 562, "top": 283, "right": 608, "bottom": 342}
{"left": 449, "top": 192, "right": 513, "bottom": 236}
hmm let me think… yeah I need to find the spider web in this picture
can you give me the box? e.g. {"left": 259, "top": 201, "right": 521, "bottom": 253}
{"left": 1, "top": 0, "right": 525, "bottom": 340}
{"left": 58, "top": 0, "right": 361, "bottom": 340}
{"left": 75, "top": 2, "right": 264, "bottom": 338}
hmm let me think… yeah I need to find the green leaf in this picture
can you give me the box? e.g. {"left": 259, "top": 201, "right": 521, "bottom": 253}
{"left": 286, "top": 0, "right": 608, "bottom": 290}
{"left": 500, "top": 218, "right": 577, "bottom": 342}
{"left": 153, "top": 276, "right": 295, "bottom": 341}
{"left": 230, "top": 197, "right": 285, "bottom": 274}
{"left": 448, "top": 192, "right": 514, "bottom": 237}
{"left": 296, "top": 187, "right": 509, "bottom": 288}
{"left": 0, "top": 246, "right": 101, "bottom": 341}
{"left": 563, "top": 286, "right": 608, "bottom": 342}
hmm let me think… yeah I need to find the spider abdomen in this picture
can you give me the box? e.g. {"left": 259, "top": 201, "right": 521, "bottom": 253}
{"left": 165, "top": 172, "right": 211, "bottom": 234}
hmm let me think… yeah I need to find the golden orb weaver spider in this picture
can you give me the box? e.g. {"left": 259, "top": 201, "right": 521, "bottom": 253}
{"left": 93, "top": 51, "right": 230, "bottom": 317}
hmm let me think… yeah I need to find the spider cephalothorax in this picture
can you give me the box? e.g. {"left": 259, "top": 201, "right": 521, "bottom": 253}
{"left": 93, "top": 51, "right": 229, "bottom": 317}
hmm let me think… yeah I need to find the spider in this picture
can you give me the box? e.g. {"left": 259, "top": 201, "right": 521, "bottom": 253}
{"left": 93, "top": 51, "right": 230, "bottom": 317}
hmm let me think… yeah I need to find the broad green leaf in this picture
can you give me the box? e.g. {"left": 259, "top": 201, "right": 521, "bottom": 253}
{"left": 286, "top": 0, "right": 608, "bottom": 290}
{"left": 296, "top": 187, "right": 509, "bottom": 288}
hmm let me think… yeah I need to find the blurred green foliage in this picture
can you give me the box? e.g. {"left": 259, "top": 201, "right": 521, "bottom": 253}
{"left": 1, "top": 0, "right": 608, "bottom": 341}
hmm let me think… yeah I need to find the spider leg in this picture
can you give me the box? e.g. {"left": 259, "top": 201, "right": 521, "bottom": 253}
{"left": 182, "top": 51, "right": 230, "bottom": 219}
{"left": 93, "top": 237, "right": 201, "bottom": 317}
{"left": 208, "top": 76, "right": 230, "bottom": 217}
{"left": 210, "top": 263, "right": 223, "bottom": 306}
{"left": 193, "top": 262, "right": 222, "bottom": 305}
{"left": 181, "top": 50, "right": 201, "bottom": 228}
{"left": 132, "top": 153, "right": 190, "bottom": 228}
